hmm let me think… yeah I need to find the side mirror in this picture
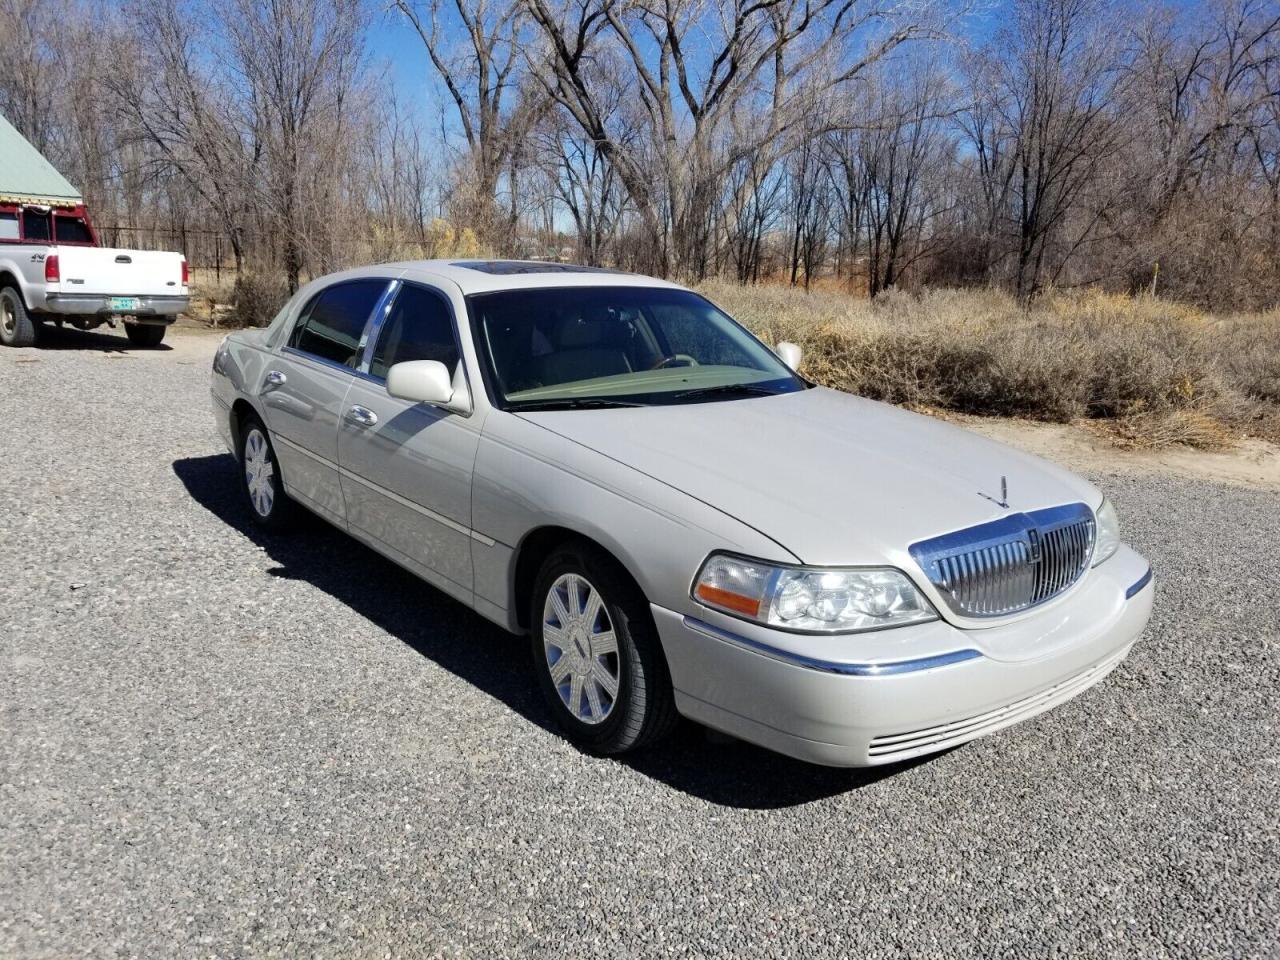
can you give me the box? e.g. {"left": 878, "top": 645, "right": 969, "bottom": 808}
{"left": 386, "top": 360, "right": 471, "bottom": 414}
{"left": 776, "top": 341, "right": 802, "bottom": 370}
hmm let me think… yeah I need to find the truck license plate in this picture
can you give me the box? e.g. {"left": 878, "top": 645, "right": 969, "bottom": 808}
{"left": 109, "top": 297, "right": 142, "bottom": 311}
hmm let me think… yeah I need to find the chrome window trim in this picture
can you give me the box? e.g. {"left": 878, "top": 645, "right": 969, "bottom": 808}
{"left": 353, "top": 279, "right": 478, "bottom": 418}
{"left": 358, "top": 280, "right": 467, "bottom": 384}
{"left": 356, "top": 279, "right": 403, "bottom": 373}
{"left": 279, "top": 345, "right": 381, "bottom": 383}
{"left": 282, "top": 277, "right": 395, "bottom": 369}
{"left": 683, "top": 616, "right": 983, "bottom": 676}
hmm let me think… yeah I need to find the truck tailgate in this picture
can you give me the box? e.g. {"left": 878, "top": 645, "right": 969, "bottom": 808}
{"left": 55, "top": 247, "right": 186, "bottom": 297}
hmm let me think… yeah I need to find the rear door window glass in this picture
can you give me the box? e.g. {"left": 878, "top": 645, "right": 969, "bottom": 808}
{"left": 369, "top": 284, "right": 460, "bottom": 380}
{"left": 288, "top": 279, "right": 387, "bottom": 368}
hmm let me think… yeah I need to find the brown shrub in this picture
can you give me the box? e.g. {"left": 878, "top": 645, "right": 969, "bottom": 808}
{"left": 697, "top": 281, "right": 1280, "bottom": 450}
{"left": 230, "top": 273, "right": 291, "bottom": 328}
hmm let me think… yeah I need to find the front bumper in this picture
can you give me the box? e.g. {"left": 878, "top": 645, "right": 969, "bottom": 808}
{"left": 652, "top": 544, "right": 1154, "bottom": 767}
{"left": 39, "top": 292, "right": 189, "bottom": 318}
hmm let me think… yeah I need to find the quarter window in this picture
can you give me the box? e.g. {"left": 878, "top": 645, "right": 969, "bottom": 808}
{"left": 369, "top": 284, "right": 460, "bottom": 380}
{"left": 288, "top": 279, "right": 387, "bottom": 368}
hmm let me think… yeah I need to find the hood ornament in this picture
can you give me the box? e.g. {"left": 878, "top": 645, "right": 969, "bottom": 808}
{"left": 978, "top": 475, "right": 1009, "bottom": 509}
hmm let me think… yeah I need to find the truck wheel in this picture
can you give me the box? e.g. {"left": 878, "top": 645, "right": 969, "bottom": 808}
{"left": 125, "top": 322, "right": 166, "bottom": 347}
{"left": 0, "top": 287, "right": 38, "bottom": 347}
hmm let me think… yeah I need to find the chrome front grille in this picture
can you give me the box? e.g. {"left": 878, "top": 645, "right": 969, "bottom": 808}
{"left": 909, "top": 503, "right": 1096, "bottom": 617}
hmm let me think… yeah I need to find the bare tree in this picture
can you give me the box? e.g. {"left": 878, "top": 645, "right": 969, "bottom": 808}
{"left": 396, "top": 0, "right": 540, "bottom": 238}
{"left": 521, "top": 0, "right": 945, "bottom": 278}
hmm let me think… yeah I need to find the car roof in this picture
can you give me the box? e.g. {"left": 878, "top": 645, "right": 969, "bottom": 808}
{"left": 373, "top": 259, "right": 688, "bottom": 295}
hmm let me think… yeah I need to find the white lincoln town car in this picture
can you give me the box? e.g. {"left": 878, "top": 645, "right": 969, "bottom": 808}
{"left": 210, "top": 260, "right": 1154, "bottom": 767}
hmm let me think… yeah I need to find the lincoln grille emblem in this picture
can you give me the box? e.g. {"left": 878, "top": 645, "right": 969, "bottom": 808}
{"left": 1027, "top": 527, "right": 1043, "bottom": 563}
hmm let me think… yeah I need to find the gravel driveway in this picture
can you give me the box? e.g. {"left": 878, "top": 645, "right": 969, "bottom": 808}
{"left": 2, "top": 326, "right": 1277, "bottom": 959}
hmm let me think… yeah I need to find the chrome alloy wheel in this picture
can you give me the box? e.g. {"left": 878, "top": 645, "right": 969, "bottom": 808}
{"left": 0, "top": 297, "right": 15, "bottom": 338}
{"left": 542, "top": 573, "right": 621, "bottom": 725}
{"left": 243, "top": 427, "right": 276, "bottom": 518}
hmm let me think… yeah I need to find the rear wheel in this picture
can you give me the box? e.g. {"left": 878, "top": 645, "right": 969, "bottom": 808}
{"left": 0, "top": 287, "right": 37, "bottom": 347}
{"left": 125, "top": 322, "right": 166, "bottom": 347}
{"left": 237, "top": 414, "right": 296, "bottom": 530}
{"left": 531, "top": 541, "right": 677, "bottom": 755}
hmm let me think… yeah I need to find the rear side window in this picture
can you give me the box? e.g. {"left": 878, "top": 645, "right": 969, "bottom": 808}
{"left": 0, "top": 213, "right": 17, "bottom": 241}
{"left": 369, "top": 284, "right": 460, "bottom": 380}
{"left": 288, "top": 279, "right": 387, "bottom": 368}
{"left": 22, "top": 209, "right": 51, "bottom": 242}
{"left": 54, "top": 216, "right": 92, "bottom": 244}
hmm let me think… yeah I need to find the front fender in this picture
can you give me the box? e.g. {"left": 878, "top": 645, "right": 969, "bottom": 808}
{"left": 470, "top": 413, "right": 799, "bottom": 633}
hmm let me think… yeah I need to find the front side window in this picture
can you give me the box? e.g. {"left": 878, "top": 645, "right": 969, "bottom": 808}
{"left": 468, "top": 286, "right": 803, "bottom": 410}
{"left": 288, "top": 279, "right": 387, "bottom": 368}
{"left": 369, "top": 284, "right": 460, "bottom": 380}
{"left": 54, "top": 216, "right": 92, "bottom": 244}
{"left": 22, "top": 209, "right": 51, "bottom": 242}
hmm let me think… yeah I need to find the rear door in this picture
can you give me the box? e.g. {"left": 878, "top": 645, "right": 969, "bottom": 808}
{"left": 337, "top": 281, "right": 481, "bottom": 598}
{"left": 262, "top": 277, "right": 394, "bottom": 525}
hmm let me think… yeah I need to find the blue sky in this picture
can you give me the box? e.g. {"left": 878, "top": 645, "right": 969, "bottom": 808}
{"left": 367, "top": 10, "right": 443, "bottom": 120}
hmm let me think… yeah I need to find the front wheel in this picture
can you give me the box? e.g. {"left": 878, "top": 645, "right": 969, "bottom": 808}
{"left": 125, "top": 322, "right": 166, "bottom": 347}
{"left": 237, "top": 415, "right": 296, "bottom": 530}
{"left": 531, "top": 541, "right": 677, "bottom": 755}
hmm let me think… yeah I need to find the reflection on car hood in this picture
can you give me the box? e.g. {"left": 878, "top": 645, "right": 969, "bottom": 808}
{"left": 517, "top": 386, "right": 1100, "bottom": 567}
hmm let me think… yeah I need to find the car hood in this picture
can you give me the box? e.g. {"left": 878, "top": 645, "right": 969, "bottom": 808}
{"left": 517, "top": 387, "right": 1100, "bottom": 568}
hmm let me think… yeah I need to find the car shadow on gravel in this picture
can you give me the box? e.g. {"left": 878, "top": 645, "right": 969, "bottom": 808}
{"left": 33, "top": 324, "right": 172, "bottom": 351}
{"left": 174, "top": 452, "right": 936, "bottom": 809}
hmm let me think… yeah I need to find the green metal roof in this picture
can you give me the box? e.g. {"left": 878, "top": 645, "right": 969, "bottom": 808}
{"left": 0, "top": 111, "right": 82, "bottom": 205}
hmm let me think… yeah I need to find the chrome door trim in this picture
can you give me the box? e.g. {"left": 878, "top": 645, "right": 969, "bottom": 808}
{"left": 336, "top": 463, "right": 495, "bottom": 544}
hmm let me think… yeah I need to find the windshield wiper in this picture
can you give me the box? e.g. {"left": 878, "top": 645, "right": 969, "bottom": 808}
{"left": 512, "top": 397, "right": 648, "bottom": 411}
{"left": 666, "top": 383, "right": 781, "bottom": 402}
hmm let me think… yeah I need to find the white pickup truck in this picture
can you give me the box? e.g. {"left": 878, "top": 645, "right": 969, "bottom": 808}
{"left": 0, "top": 205, "right": 190, "bottom": 348}
{"left": 0, "top": 112, "right": 190, "bottom": 347}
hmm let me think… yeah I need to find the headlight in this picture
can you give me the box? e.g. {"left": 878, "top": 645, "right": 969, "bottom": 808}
{"left": 1093, "top": 498, "right": 1120, "bottom": 566}
{"left": 692, "top": 554, "right": 938, "bottom": 633}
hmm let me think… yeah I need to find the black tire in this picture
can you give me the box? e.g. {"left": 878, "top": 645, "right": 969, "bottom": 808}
{"left": 530, "top": 540, "right": 677, "bottom": 755}
{"left": 124, "top": 322, "right": 166, "bottom": 347}
{"left": 237, "top": 413, "right": 296, "bottom": 530}
{"left": 0, "top": 286, "right": 38, "bottom": 347}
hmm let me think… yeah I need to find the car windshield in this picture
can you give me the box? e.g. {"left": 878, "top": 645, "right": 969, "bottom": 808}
{"left": 467, "top": 286, "right": 805, "bottom": 410}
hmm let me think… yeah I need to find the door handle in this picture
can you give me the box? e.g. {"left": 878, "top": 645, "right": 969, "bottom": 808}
{"left": 345, "top": 405, "right": 378, "bottom": 427}
{"left": 264, "top": 369, "right": 287, "bottom": 388}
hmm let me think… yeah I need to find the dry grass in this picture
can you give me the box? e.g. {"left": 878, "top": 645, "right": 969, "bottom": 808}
{"left": 699, "top": 281, "right": 1280, "bottom": 450}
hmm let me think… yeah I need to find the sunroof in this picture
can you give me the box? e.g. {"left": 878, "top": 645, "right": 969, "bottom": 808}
{"left": 450, "top": 260, "right": 618, "bottom": 275}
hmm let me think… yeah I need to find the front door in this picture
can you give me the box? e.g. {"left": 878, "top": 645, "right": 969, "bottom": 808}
{"left": 337, "top": 281, "right": 480, "bottom": 599}
{"left": 261, "top": 277, "right": 392, "bottom": 524}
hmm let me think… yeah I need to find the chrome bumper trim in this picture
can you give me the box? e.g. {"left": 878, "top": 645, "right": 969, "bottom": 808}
{"left": 1125, "top": 566, "right": 1153, "bottom": 599}
{"left": 682, "top": 616, "right": 983, "bottom": 676}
